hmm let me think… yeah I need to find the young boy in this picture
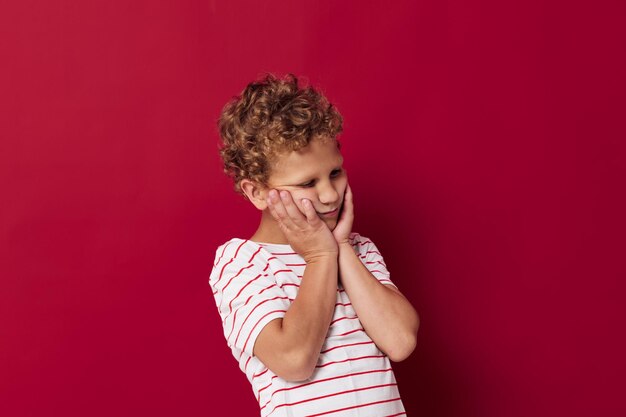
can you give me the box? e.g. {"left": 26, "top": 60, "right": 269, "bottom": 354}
{"left": 209, "top": 73, "right": 419, "bottom": 417}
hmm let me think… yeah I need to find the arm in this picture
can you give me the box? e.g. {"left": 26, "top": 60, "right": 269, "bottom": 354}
{"left": 337, "top": 243, "right": 419, "bottom": 362}
{"left": 331, "top": 183, "right": 419, "bottom": 362}
{"left": 253, "top": 190, "right": 339, "bottom": 381}
{"left": 254, "top": 255, "right": 337, "bottom": 381}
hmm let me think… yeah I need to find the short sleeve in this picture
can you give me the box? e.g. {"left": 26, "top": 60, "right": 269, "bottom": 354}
{"left": 350, "top": 233, "right": 398, "bottom": 289}
{"left": 209, "top": 240, "right": 290, "bottom": 358}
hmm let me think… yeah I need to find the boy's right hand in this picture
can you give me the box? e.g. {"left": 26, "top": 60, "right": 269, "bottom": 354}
{"left": 266, "top": 189, "right": 338, "bottom": 263}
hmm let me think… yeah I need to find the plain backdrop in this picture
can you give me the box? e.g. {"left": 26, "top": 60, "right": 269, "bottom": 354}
{"left": 1, "top": 1, "right": 625, "bottom": 416}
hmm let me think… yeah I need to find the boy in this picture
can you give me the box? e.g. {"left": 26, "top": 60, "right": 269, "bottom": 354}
{"left": 209, "top": 73, "right": 419, "bottom": 416}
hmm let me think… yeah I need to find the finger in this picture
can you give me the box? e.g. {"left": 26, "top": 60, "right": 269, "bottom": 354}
{"left": 335, "top": 185, "right": 354, "bottom": 224}
{"left": 267, "top": 190, "right": 293, "bottom": 227}
{"left": 300, "top": 198, "right": 321, "bottom": 223}
{"left": 279, "top": 190, "right": 307, "bottom": 224}
{"left": 265, "top": 190, "right": 282, "bottom": 221}
{"left": 342, "top": 183, "right": 354, "bottom": 213}
{"left": 345, "top": 182, "right": 353, "bottom": 200}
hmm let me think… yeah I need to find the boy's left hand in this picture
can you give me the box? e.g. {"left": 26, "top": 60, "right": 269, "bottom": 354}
{"left": 332, "top": 182, "right": 354, "bottom": 245}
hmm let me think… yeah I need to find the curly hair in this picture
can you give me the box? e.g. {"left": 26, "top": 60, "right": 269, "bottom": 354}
{"left": 217, "top": 73, "right": 344, "bottom": 196}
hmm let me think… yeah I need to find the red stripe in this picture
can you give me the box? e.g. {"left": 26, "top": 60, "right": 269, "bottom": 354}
{"left": 381, "top": 413, "right": 407, "bottom": 417}
{"left": 305, "top": 397, "right": 402, "bottom": 417}
{"left": 215, "top": 258, "right": 234, "bottom": 285}
{"left": 248, "top": 246, "right": 263, "bottom": 263}
{"left": 256, "top": 379, "right": 272, "bottom": 401}
{"left": 253, "top": 367, "right": 270, "bottom": 379}
{"left": 259, "top": 368, "right": 394, "bottom": 410}
{"left": 316, "top": 354, "right": 386, "bottom": 369}
{"left": 329, "top": 315, "right": 359, "bottom": 326}
{"left": 259, "top": 283, "right": 277, "bottom": 294}
{"left": 241, "top": 309, "right": 287, "bottom": 358}
{"left": 233, "top": 239, "right": 248, "bottom": 257}
{"left": 257, "top": 373, "right": 280, "bottom": 387}
{"left": 334, "top": 328, "right": 364, "bottom": 337}
{"left": 214, "top": 240, "right": 232, "bottom": 266}
{"left": 320, "top": 340, "right": 375, "bottom": 354}
{"left": 266, "top": 383, "right": 398, "bottom": 417}
{"left": 243, "top": 356, "right": 252, "bottom": 373}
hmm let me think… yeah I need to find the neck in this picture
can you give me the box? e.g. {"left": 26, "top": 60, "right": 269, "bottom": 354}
{"left": 249, "top": 210, "right": 288, "bottom": 244}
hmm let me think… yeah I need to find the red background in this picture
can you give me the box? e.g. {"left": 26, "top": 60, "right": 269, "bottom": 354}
{"left": 2, "top": 1, "right": 625, "bottom": 416}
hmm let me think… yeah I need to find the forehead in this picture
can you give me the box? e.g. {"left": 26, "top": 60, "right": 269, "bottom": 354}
{"left": 269, "top": 137, "right": 343, "bottom": 181}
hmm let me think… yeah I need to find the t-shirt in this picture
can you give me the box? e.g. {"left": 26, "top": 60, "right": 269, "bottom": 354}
{"left": 208, "top": 232, "right": 406, "bottom": 417}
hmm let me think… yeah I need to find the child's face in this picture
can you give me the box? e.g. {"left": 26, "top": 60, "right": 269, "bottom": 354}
{"left": 265, "top": 136, "right": 347, "bottom": 231}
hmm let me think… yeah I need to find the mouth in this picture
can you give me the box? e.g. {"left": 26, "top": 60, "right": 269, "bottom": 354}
{"left": 318, "top": 207, "right": 339, "bottom": 217}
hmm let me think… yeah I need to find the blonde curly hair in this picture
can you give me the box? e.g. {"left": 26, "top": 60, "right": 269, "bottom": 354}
{"left": 217, "top": 73, "right": 343, "bottom": 196}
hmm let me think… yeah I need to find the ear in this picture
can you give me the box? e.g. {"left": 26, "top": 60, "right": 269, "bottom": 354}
{"left": 240, "top": 179, "right": 269, "bottom": 210}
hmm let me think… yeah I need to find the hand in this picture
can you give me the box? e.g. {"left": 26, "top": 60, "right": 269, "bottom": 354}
{"left": 266, "top": 189, "right": 338, "bottom": 263}
{"left": 332, "top": 183, "right": 354, "bottom": 245}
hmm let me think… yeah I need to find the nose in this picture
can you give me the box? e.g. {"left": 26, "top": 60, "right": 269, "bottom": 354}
{"left": 317, "top": 181, "right": 340, "bottom": 206}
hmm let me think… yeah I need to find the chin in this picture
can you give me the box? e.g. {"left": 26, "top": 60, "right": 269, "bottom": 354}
{"left": 326, "top": 220, "right": 338, "bottom": 231}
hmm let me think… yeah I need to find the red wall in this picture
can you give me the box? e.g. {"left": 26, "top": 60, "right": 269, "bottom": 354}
{"left": 2, "top": 1, "right": 625, "bottom": 416}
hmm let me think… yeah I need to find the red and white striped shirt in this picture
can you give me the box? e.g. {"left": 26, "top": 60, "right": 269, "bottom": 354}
{"left": 209, "top": 232, "right": 406, "bottom": 417}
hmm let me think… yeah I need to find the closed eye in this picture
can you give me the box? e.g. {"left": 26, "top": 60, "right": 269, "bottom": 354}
{"left": 298, "top": 168, "right": 343, "bottom": 188}
{"left": 330, "top": 168, "right": 343, "bottom": 178}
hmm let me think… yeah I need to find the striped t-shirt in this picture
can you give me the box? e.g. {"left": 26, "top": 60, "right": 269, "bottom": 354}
{"left": 209, "top": 232, "right": 406, "bottom": 417}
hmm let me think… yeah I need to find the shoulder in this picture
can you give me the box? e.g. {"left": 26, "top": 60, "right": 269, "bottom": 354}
{"left": 211, "top": 238, "right": 265, "bottom": 267}
{"left": 209, "top": 238, "right": 271, "bottom": 290}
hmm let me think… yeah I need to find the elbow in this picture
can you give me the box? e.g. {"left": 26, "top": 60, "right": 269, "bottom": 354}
{"left": 387, "top": 316, "right": 420, "bottom": 362}
{"left": 387, "top": 334, "right": 417, "bottom": 362}
{"left": 278, "top": 366, "right": 314, "bottom": 383}
{"left": 273, "top": 349, "right": 318, "bottom": 382}
{"left": 282, "top": 369, "right": 315, "bottom": 383}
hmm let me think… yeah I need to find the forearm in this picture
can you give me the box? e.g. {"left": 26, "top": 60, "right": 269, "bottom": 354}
{"left": 338, "top": 242, "right": 419, "bottom": 361}
{"left": 280, "top": 255, "right": 338, "bottom": 372}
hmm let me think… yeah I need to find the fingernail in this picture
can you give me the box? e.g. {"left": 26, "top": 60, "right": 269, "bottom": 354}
{"left": 280, "top": 191, "right": 288, "bottom": 199}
